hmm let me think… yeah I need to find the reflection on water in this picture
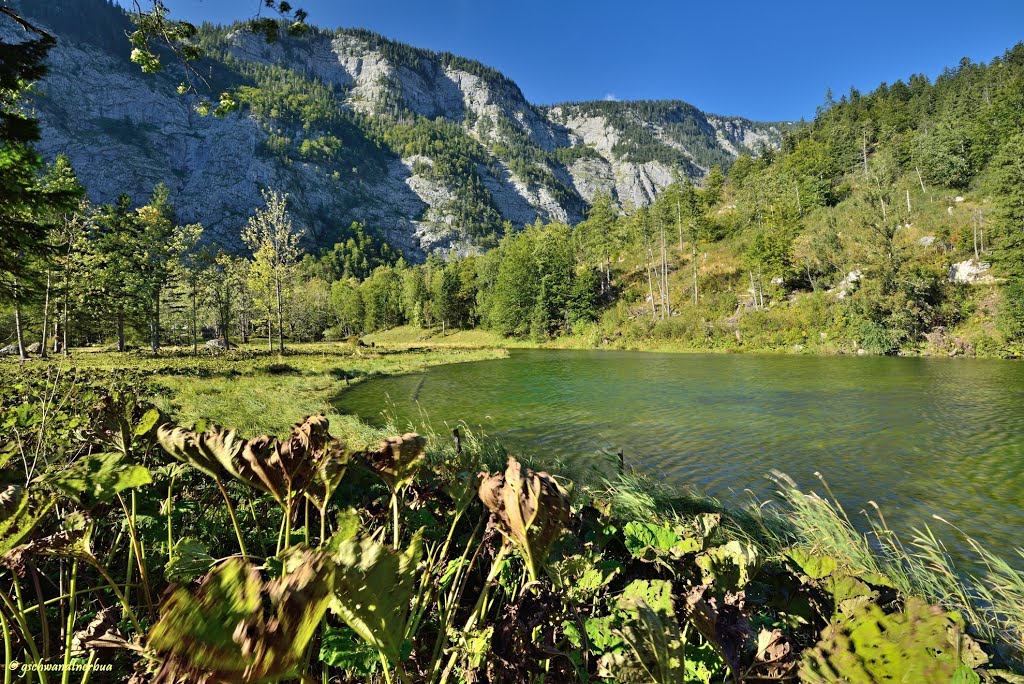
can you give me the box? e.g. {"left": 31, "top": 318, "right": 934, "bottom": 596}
{"left": 337, "top": 350, "right": 1024, "bottom": 566}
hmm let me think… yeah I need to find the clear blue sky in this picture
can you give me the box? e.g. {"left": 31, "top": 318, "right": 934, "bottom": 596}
{"left": 117, "top": 0, "right": 1024, "bottom": 121}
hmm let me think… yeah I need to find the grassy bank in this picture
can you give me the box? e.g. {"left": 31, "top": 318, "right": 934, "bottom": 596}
{"left": 4, "top": 342, "right": 505, "bottom": 438}
{"left": 362, "top": 321, "right": 1023, "bottom": 358}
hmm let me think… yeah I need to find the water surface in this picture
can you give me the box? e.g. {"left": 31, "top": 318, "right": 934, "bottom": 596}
{"left": 337, "top": 350, "right": 1024, "bottom": 564}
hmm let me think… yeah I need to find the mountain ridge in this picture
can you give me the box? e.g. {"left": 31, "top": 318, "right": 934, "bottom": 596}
{"left": 13, "top": 0, "right": 787, "bottom": 259}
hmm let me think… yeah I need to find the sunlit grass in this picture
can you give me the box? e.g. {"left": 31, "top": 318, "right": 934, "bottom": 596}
{"left": 15, "top": 341, "right": 506, "bottom": 439}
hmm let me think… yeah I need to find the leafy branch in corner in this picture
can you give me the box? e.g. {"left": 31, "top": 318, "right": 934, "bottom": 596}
{"left": 125, "top": 0, "right": 309, "bottom": 117}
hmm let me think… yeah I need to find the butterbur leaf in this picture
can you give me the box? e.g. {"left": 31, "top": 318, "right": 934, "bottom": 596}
{"left": 800, "top": 598, "right": 983, "bottom": 684}
{"left": 149, "top": 545, "right": 336, "bottom": 683}
{"left": 2, "top": 529, "right": 91, "bottom": 576}
{"left": 552, "top": 554, "right": 620, "bottom": 603}
{"left": 478, "top": 457, "right": 570, "bottom": 581}
{"left": 362, "top": 432, "right": 426, "bottom": 492}
{"left": 239, "top": 415, "right": 341, "bottom": 505}
{"left": 696, "top": 540, "right": 759, "bottom": 589}
{"left": 617, "top": 599, "right": 687, "bottom": 684}
{"left": 329, "top": 534, "right": 421, "bottom": 665}
{"left": 0, "top": 485, "right": 53, "bottom": 556}
{"left": 165, "top": 538, "right": 215, "bottom": 584}
{"left": 619, "top": 579, "right": 674, "bottom": 618}
{"left": 134, "top": 408, "right": 163, "bottom": 438}
{"left": 319, "top": 626, "right": 379, "bottom": 676}
{"left": 750, "top": 627, "right": 796, "bottom": 679}
{"left": 72, "top": 607, "right": 132, "bottom": 654}
{"left": 623, "top": 520, "right": 701, "bottom": 561}
{"left": 46, "top": 452, "right": 152, "bottom": 507}
{"left": 158, "top": 416, "right": 348, "bottom": 508}
{"left": 786, "top": 548, "right": 838, "bottom": 579}
{"left": 585, "top": 614, "right": 623, "bottom": 654}
{"left": 681, "top": 582, "right": 750, "bottom": 677}
{"left": 157, "top": 423, "right": 249, "bottom": 486}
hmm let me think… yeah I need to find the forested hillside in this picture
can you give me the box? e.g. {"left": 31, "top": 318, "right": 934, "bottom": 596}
{"left": 269, "top": 43, "right": 1024, "bottom": 357}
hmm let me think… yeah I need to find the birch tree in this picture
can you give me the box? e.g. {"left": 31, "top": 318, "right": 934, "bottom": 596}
{"left": 242, "top": 189, "right": 304, "bottom": 353}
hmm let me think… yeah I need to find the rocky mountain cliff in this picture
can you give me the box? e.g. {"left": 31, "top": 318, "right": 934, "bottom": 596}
{"left": 13, "top": 0, "right": 786, "bottom": 259}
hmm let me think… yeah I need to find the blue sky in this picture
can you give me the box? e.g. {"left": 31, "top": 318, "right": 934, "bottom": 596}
{"left": 117, "top": 0, "right": 1024, "bottom": 121}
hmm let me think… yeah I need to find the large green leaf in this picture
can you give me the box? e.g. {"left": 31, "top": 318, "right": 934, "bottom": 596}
{"left": 329, "top": 534, "right": 421, "bottom": 665}
{"left": 164, "top": 537, "right": 215, "bottom": 584}
{"left": 800, "top": 598, "right": 987, "bottom": 684}
{"left": 623, "top": 519, "right": 711, "bottom": 562}
{"left": 46, "top": 452, "right": 151, "bottom": 506}
{"left": 149, "top": 546, "right": 337, "bottom": 683}
{"left": 319, "top": 626, "right": 380, "bottom": 676}
{"left": 552, "top": 553, "right": 620, "bottom": 604}
{"left": 0, "top": 485, "right": 53, "bottom": 556}
{"left": 696, "top": 540, "right": 759, "bottom": 589}
{"left": 620, "top": 579, "right": 674, "bottom": 618}
{"left": 786, "top": 548, "right": 838, "bottom": 579}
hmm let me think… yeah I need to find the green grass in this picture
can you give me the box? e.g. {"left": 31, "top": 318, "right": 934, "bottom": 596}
{"left": 5, "top": 341, "right": 506, "bottom": 440}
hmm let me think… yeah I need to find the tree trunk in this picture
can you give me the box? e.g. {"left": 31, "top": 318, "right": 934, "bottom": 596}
{"left": 862, "top": 131, "right": 869, "bottom": 176}
{"left": 220, "top": 303, "right": 230, "bottom": 350}
{"left": 692, "top": 243, "right": 698, "bottom": 306}
{"left": 62, "top": 280, "right": 69, "bottom": 357}
{"left": 660, "top": 223, "right": 669, "bottom": 319}
{"left": 116, "top": 312, "right": 125, "bottom": 352}
{"left": 644, "top": 242, "right": 656, "bottom": 320}
{"left": 676, "top": 200, "right": 683, "bottom": 251}
{"left": 241, "top": 307, "right": 249, "bottom": 344}
{"left": 62, "top": 240, "right": 72, "bottom": 357}
{"left": 13, "top": 278, "right": 26, "bottom": 361}
{"left": 268, "top": 312, "right": 273, "bottom": 352}
{"left": 150, "top": 287, "right": 161, "bottom": 352}
{"left": 40, "top": 270, "right": 51, "bottom": 359}
{"left": 275, "top": 276, "right": 284, "bottom": 353}
{"left": 191, "top": 288, "right": 198, "bottom": 356}
{"left": 974, "top": 216, "right": 980, "bottom": 260}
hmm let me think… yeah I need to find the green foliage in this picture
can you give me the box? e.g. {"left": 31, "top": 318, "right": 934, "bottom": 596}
{"left": 319, "top": 625, "right": 379, "bottom": 676}
{"left": 696, "top": 540, "right": 760, "bottom": 588}
{"left": 47, "top": 451, "right": 152, "bottom": 507}
{"left": 623, "top": 521, "right": 702, "bottom": 560}
{"left": 329, "top": 535, "right": 421, "bottom": 666}
{"left": 164, "top": 537, "right": 215, "bottom": 583}
{"left": 801, "top": 598, "right": 985, "bottom": 683}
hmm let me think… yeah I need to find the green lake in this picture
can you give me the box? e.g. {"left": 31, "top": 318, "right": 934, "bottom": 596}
{"left": 337, "top": 349, "right": 1024, "bottom": 565}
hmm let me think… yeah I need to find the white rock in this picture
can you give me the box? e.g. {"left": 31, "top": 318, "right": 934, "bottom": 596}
{"left": 949, "top": 259, "right": 995, "bottom": 284}
{"left": 832, "top": 269, "right": 862, "bottom": 299}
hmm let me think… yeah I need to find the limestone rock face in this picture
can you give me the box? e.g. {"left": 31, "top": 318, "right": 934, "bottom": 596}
{"left": 14, "top": 0, "right": 784, "bottom": 260}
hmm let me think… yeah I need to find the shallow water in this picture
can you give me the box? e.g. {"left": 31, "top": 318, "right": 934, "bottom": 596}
{"left": 337, "top": 349, "right": 1024, "bottom": 565}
